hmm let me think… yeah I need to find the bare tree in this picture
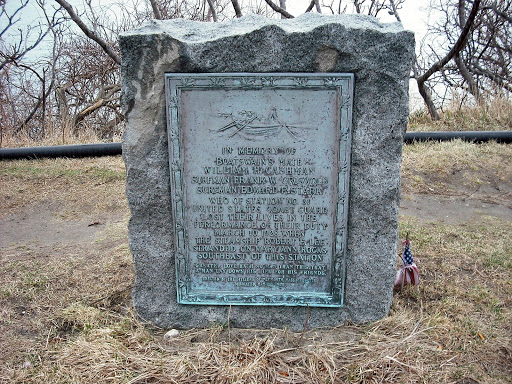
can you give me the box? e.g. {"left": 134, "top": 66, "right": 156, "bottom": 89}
{"left": 462, "top": 1, "right": 512, "bottom": 96}
{"left": 0, "top": 0, "right": 65, "bottom": 142}
{"left": 417, "top": 0, "right": 481, "bottom": 118}
{"left": 42, "top": 0, "right": 410, "bottom": 139}
{"left": 54, "top": 0, "right": 121, "bottom": 65}
{"left": 53, "top": 41, "right": 121, "bottom": 138}
{"left": 4, "top": 0, "right": 511, "bottom": 144}
{"left": 0, "top": 0, "right": 53, "bottom": 70}
{"left": 414, "top": 0, "right": 511, "bottom": 118}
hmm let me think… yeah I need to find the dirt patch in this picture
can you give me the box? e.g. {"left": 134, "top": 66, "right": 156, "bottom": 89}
{"left": 400, "top": 193, "right": 512, "bottom": 224}
{"left": 400, "top": 140, "right": 512, "bottom": 223}
{"left": 0, "top": 217, "right": 131, "bottom": 378}
{"left": 0, "top": 202, "right": 109, "bottom": 249}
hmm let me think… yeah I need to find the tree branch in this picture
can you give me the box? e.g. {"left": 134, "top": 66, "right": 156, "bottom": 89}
{"left": 207, "top": 0, "right": 218, "bottom": 22}
{"left": 18, "top": 78, "right": 54, "bottom": 133}
{"left": 263, "top": 0, "right": 294, "bottom": 18}
{"left": 54, "top": 0, "right": 121, "bottom": 65}
{"left": 389, "top": 0, "right": 401, "bottom": 23}
{"left": 305, "top": 0, "right": 315, "bottom": 12}
{"left": 149, "top": 0, "right": 162, "bottom": 20}
{"left": 470, "top": 62, "right": 512, "bottom": 93}
{"left": 417, "top": 0, "right": 481, "bottom": 85}
{"left": 74, "top": 84, "right": 121, "bottom": 125}
{"left": 481, "top": 4, "right": 512, "bottom": 24}
{"left": 0, "top": 22, "right": 52, "bottom": 71}
{"left": 0, "top": 0, "right": 29, "bottom": 38}
{"left": 231, "top": 0, "right": 242, "bottom": 17}
{"left": 454, "top": 0, "right": 481, "bottom": 103}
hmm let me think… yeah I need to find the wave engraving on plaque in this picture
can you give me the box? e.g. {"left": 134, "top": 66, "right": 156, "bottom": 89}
{"left": 215, "top": 107, "right": 311, "bottom": 141}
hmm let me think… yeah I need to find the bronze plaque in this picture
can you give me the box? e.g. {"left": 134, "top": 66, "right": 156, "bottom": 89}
{"left": 166, "top": 73, "right": 353, "bottom": 306}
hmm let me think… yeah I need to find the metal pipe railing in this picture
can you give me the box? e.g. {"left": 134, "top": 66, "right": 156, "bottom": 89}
{"left": 0, "top": 143, "right": 122, "bottom": 160}
{"left": 0, "top": 131, "right": 510, "bottom": 160}
{"left": 403, "top": 130, "right": 512, "bottom": 144}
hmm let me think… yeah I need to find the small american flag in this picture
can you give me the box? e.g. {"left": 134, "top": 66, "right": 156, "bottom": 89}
{"left": 395, "top": 238, "right": 420, "bottom": 287}
{"left": 403, "top": 241, "right": 414, "bottom": 265}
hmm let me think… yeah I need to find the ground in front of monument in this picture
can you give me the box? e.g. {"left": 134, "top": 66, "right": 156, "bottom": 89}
{"left": 1, "top": 140, "right": 510, "bottom": 383}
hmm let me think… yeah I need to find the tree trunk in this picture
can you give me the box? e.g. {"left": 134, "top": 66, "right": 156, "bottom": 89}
{"left": 416, "top": 79, "right": 440, "bottom": 120}
{"left": 207, "top": 0, "right": 218, "bottom": 22}
{"left": 279, "top": 0, "right": 287, "bottom": 19}
{"left": 455, "top": 53, "right": 482, "bottom": 103}
{"left": 231, "top": 0, "right": 242, "bottom": 17}
{"left": 314, "top": 0, "right": 321, "bottom": 13}
{"left": 55, "top": 85, "right": 74, "bottom": 135}
{"left": 149, "top": 0, "right": 162, "bottom": 19}
{"left": 415, "top": 0, "right": 481, "bottom": 119}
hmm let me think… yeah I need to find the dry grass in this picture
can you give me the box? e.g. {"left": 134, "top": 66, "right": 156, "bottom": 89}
{"left": 401, "top": 139, "right": 512, "bottom": 200}
{"left": 1, "top": 141, "right": 511, "bottom": 383}
{"left": 9, "top": 311, "right": 471, "bottom": 383}
{"left": 0, "top": 156, "right": 126, "bottom": 219}
{"left": 0, "top": 123, "right": 122, "bottom": 149}
{"left": 408, "top": 98, "right": 512, "bottom": 132}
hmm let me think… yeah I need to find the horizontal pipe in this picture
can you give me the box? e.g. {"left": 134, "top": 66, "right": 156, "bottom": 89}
{"left": 0, "top": 131, "right": 510, "bottom": 160}
{"left": 404, "top": 130, "right": 512, "bottom": 143}
{"left": 0, "top": 143, "right": 122, "bottom": 160}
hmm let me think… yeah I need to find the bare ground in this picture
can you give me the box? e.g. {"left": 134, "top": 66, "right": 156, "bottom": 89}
{"left": 0, "top": 142, "right": 511, "bottom": 383}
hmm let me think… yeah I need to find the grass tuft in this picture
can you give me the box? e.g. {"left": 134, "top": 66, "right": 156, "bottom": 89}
{"left": 408, "top": 99, "right": 512, "bottom": 132}
{"left": 401, "top": 140, "right": 512, "bottom": 198}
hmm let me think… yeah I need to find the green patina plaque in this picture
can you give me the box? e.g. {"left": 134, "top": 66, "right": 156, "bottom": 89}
{"left": 165, "top": 73, "right": 353, "bottom": 306}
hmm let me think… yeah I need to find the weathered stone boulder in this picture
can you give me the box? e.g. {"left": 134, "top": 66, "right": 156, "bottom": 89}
{"left": 120, "top": 13, "right": 414, "bottom": 330}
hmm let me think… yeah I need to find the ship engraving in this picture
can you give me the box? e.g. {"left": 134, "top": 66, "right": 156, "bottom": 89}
{"left": 215, "top": 107, "right": 312, "bottom": 141}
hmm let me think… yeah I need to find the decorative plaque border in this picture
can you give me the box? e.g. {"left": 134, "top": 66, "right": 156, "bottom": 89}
{"left": 165, "top": 73, "right": 353, "bottom": 307}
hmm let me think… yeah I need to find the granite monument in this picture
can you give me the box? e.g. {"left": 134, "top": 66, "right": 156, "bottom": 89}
{"left": 120, "top": 13, "right": 415, "bottom": 330}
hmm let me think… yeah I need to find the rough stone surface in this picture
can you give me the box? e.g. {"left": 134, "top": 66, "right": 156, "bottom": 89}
{"left": 120, "top": 13, "right": 415, "bottom": 331}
